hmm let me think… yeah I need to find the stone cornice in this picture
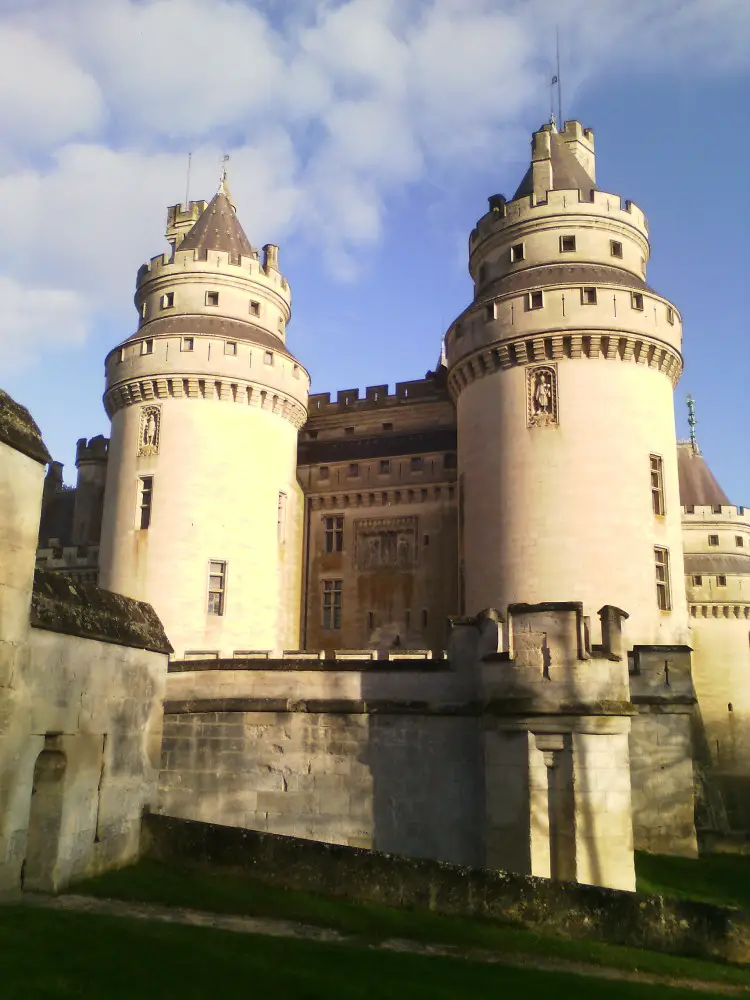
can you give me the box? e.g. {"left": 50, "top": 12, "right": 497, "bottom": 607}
{"left": 689, "top": 603, "right": 750, "bottom": 620}
{"left": 306, "top": 483, "right": 456, "bottom": 508}
{"left": 104, "top": 373, "right": 307, "bottom": 429}
{"left": 447, "top": 329, "right": 683, "bottom": 400}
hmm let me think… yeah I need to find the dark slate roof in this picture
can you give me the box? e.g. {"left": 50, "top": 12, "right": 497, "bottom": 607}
{"left": 298, "top": 427, "right": 457, "bottom": 466}
{"left": 485, "top": 263, "right": 651, "bottom": 298}
{"left": 124, "top": 314, "right": 295, "bottom": 359}
{"left": 0, "top": 389, "right": 51, "bottom": 465}
{"left": 684, "top": 553, "right": 750, "bottom": 576}
{"left": 513, "top": 130, "right": 597, "bottom": 201}
{"left": 677, "top": 443, "right": 730, "bottom": 507}
{"left": 31, "top": 569, "right": 173, "bottom": 654}
{"left": 178, "top": 192, "right": 253, "bottom": 263}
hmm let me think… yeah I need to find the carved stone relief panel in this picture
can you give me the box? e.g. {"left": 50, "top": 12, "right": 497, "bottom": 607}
{"left": 526, "top": 364, "right": 558, "bottom": 428}
{"left": 354, "top": 516, "right": 418, "bottom": 571}
{"left": 137, "top": 405, "right": 161, "bottom": 456}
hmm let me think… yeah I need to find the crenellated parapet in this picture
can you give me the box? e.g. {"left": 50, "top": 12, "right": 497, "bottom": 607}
{"left": 307, "top": 376, "right": 448, "bottom": 416}
{"left": 75, "top": 434, "right": 109, "bottom": 465}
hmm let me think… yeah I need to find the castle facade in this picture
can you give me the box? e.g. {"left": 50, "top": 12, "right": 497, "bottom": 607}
{"left": 33, "top": 120, "right": 750, "bottom": 888}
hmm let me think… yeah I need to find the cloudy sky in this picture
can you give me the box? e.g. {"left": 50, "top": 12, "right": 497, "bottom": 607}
{"left": 1, "top": 0, "right": 748, "bottom": 501}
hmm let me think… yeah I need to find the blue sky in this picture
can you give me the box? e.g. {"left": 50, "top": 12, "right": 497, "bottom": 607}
{"left": 0, "top": 0, "right": 748, "bottom": 503}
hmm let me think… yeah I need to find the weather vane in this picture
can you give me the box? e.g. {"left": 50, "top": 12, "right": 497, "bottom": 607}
{"left": 219, "top": 153, "right": 230, "bottom": 193}
{"left": 686, "top": 394, "right": 698, "bottom": 454}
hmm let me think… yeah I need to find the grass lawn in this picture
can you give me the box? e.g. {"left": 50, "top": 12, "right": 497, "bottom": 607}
{"left": 69, "top": 858, "right": 750, "bottom": 989}
{"left": 0, "top": 904, "right": 735, "bottom": 1000}
{"left": 635, "top": 850, "right": 750, "bottom": 911}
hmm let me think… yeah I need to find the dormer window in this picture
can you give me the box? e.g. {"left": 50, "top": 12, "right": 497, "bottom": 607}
{"left": 205, "top": 291, "right": 219, "bottom": 307}
{"left": 160, "top": 292, "right": 174, "bottom": 309}
{"left": 560, "top": 235, "right": 576, "bottom": 253}
{"left": 181, "top": 337, "right": 194, "bottom": 352}
{"left": 141, "top": 339, "right": 153, "bottom": 356}
{"left": 631, "top": 292, "right": 644, "bottom": 311}
{"left": 510, "top": 243, "right": 525, "bottom": 262}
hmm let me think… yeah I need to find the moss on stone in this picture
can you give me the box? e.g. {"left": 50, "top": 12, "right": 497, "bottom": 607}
{"left": 30, "top": 568, "right": 173, "bottom": 654}
{"left": 0, "top": 388, "right": 51, "bottom": 465}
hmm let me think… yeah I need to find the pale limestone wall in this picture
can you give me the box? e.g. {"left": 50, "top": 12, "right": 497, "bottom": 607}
{"left": 136, "top": 246, "right": 291, "bottom": 345}
{"left": 159, "top": 711, "right": 484, "bottom": 866}
{"left": 100, "top": 397, "right": 304, "bottom": 658}
{"left": 457, "top": 359, "right": 688, "bottom": 647}
{"left": 0, "top": 629, "right": 165, "bottom": 893}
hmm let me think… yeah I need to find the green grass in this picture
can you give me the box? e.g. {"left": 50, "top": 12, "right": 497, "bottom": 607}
{"left": 636, "top": 850, "right": 750, "bottom": 911}
{"left": 0, "top": 904, "right": 733, "bottom": 1000}
{"left": 69, "top": 858, "right": 750, "bottom": 989}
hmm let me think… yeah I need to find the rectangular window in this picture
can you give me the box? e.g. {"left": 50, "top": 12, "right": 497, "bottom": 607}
{"left": 205, "top": 291, "right": 219, "bottom": 307}
{"left": 410, "top": 456, "right": 423, "bottom": 472}
{"left": 582, "top": 287, "right": 597, "bottom": 305}
{"left": 382, "top": 422, "right": 393, "bottom": 431}
{"left": 249, "top": 300, "right": 260, "bottom": 317}
{"left": 348, "top": 463, "right": 359, "bottom": 477}
{"left": 293, "top": 365, "right": 300, "bottom": 379}
{"left": 667, "top": 306, "right": 675, "bottom": 325}
{"left": 610, "top": 240, "right": 623, "bottom": 258}
{"left": 307, "top": 430, "right": 318, "bottom": 440}
{"left": 717, "top": 575, "right": 727, "bottom": 587}
{"left": 632, "top": 292, "right": 644, "bottom": 311}
{"left": 207, "top": 560, "right": 227, "bottom": 615}
{"left": 379, "top": 460, "right": 390, "bottom": 474}
{"left": 421, "top": 609, "right": 428, "bottom": 628}
{"left": 324, "top": 515, "right": 344, "bottom": 553}
{"left": 485, "top": 301, "right": 495, "bottom": 322}
{"left": 737, "top": 536, "right": 744, "bottom": 548}
{"left": 528, "top": 290, "right": 544, "bottom": 310}
{"left": 141, "top": 339, "right": 154, "bottom": 355}
{"left": 693, "top": 575, "right": 703, "bottom": 586}
{"left": 277, "top": 492, "right": 287, "bottom": 543}
{"left": 654, "top": 546, "right": 671, "bottom": 611}
{"left": 510, "top": 242, "right": 525, "bottom": 262}
{"left": 224, "top": 341, "right": 237, "bottom": 356}
{"left": 709, "top": 534, "right": 720, "bottom": 546}
{"left": 444, "top": 452, "right": 457, "bottom": 470}
{"left": 712, "top": 504, "right": 723, "bottom": 514}
{"left": 181, "top": 337, "right": 194, "bottom": 352}
{"left": 137, "top": 476, "right": 153, "bottom": 529}
{"left": 264, "top": 350, "right": 273, "bottom": 365}
{"left": 160, "top": 292, "right": 174, "bottom": 309}
{"left": 319, "top": 466, "right": 329, "bottom": 480}
{"left": 117, "top": 348, "right": 125, "bottom": 363}
{"left": 650, "top": 455, "right": 665, "bottom": 516}
{"left": 322, "top": 579, "right": 342, "bottom": 630}
{"left": 560, "top": 235, "right": 576, "bottom": 252}
{"left": 344, "top": 426, "right": 355, "bottom": 435}
{"left": 454, "top": 322, "right": 463, "bottom": 339}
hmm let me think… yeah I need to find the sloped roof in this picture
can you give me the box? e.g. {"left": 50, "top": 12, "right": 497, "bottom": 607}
{"left": 513, "top": 130, "right": 597, "bottom": 201}
{"left": 0, "top": 388, "right": 51, "bottom": 465}
{"left": 178, "top": 192, "right": 253, "bottom": 262}
{"left": 484, "top": 263, "right": 650, "bottom": 298}
{"left": 123, "top": 314, "right": 295, "bottom": 359}
{"left": 677, "top": 443, "right": 730, "bottom": 507}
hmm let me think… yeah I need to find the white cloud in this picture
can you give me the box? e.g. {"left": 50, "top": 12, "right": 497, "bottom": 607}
{"left": 0, "top": 277, "right": 88, "bottom": 375}
{"left": 0, "top": 0, "right": 748, "bottom": 366}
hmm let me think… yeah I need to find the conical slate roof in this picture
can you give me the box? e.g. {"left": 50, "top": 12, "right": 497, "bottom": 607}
{"left": 513, "top": 130, "right": 597, "bottom": 201}
{"left": 677, "top": 442, "right": 730, "bottom": 507}
{"left": 179, "top": 191, "right": 253, "bottom": 262}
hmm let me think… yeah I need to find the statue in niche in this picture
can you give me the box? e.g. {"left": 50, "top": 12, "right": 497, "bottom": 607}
{"left": 527, "top": 364, "right": 558, "bottom": 428}
{"left": 138, "top": 405, "right": 161, "bottom": 456}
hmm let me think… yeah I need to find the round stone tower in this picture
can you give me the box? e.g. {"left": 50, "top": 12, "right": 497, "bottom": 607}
{"left": 446, "top": 120, "right": 688, "bottom": 646}
{"left": 99, "top": 175, "right": 309, "bottom": 658}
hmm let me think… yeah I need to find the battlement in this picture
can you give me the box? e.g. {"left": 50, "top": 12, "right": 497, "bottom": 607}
{"left": 682, "top": 504, "right": 748, "bottom": 521}
{"left": 135, "top": 246, "right": 289, "bottom": 293}
{"left": 470, "top": 187, "right": 648, "bottom": 252}
{"left": 75, "top": 435, "right": 109, "bottom": 465}
{"left": 166, "top": 200, "right": 208, "bottom": 249}
{"left": 307, "top": 376, "right": 448, "bottom": 415}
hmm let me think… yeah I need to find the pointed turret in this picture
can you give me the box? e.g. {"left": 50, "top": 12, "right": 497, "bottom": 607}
{"left": 178, "top": 190, "right": 253, "bottom": 263}
{"left": 677, "top": 442, "right": 730, "bottom": 507}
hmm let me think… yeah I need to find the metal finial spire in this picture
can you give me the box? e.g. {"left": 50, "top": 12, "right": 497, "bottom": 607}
{"left": 218, "top": 153, "right": 230, "bottom": 195}
{"left": 686, "top": 394, "right": 698, "bottom": 454}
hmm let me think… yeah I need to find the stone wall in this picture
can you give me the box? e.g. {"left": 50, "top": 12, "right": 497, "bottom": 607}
{"left": 142, "top": 813, "right": 750, "bottom": 967}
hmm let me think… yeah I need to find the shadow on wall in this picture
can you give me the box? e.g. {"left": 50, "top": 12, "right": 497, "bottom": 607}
{"left": 22, "top": 738, "right": 67, "bottom": 892}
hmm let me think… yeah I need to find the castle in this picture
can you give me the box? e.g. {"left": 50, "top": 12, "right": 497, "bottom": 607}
{"left": 9, "top": 118, "right": 747, "bottom": 894}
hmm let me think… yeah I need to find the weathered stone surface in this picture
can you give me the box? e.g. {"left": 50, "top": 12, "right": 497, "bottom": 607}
{"left": 0, "top": 389, "right": 51, "bottom": 465}
{"left": 30, "top": 569, "right": 173, "bottom": 654}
